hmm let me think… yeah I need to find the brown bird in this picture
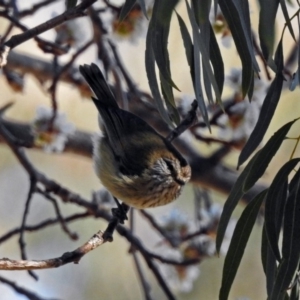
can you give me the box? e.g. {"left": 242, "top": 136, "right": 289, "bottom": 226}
{"left": 79, "top": 63, "right": 191, "bottom": 209}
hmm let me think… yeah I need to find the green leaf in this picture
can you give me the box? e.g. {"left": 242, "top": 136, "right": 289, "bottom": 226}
{"left": 218, "top": 0, "right": 258, "bottom": 97}
{"left": 136, "top": 0, "right": 148, "bottom": 19}
{"left": 186, "top": 0, "right": 221, "bottom": 104}
{"left": 201, "top": 28, "right": 214, "bottom": 104}
{"left": 219, "top": 190, "right": 267, "bottom": 300}
{"left": 280, "top": 0, "right": 296, "bottom": 41}
{"left": 145, "top": 30, "right": 174, "bottom": 127}
{"left": 176, "top": 12, "right": 195, "bottom": 86}
{"left": 192, "top": 0, "right": 211, "bottom": 24}
{"left": 209, "top": 24, "right": 224, "bottom": 95}
{"left": 261, "top": 224, "right": 278, "bottom": 298}
{"left": 247, "top": 71, "right": 254, "bottom": 101}
{"left": 216, "top": 151, "right": 259, "bottom": 254}
{"left": 238, "top": 40, "right": 284, "bottom": 167}
{"left": 214, "top": 0, "right": 219, "bottom": 17}
{"left": 270, "top": 169, "right": 300, "bottom": 300}
{"left": 148, "top": 0, "right": 179, "bottom": 89}
{"left": 258, "top": 0, "right": 279, "bottom": 60}
{"left": 65, "top": 0, "right": 77, "bottom": 9}
{"left": 232, "top": 0, "right": 260, "bottom": 73}
{"left": 298, "top": 20, "right": 300, "bottom": 88}
{"left": 119, "top": 0, "right": 137, "bottom": 22}
{"left": 243, "top": 119, "right": 298, "bottom": 191}
{"left": 290, "top": 275, "right": 300, "bottom": 300}
{"left": 192, "top": 26, "right": 210, "bottom": 129}
{"left": 265, "top": 159, "right": 300, "bottom": 261}
{"left": 160, "top": 72, "right": 180, "bottom": 124}
{"left": 289, "top": 71, "right": 299, "bottom": 91}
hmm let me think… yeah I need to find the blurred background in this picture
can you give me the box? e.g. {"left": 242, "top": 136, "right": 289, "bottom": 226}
{"left": 1, "top": 0, "right": 300, "bottom": 299}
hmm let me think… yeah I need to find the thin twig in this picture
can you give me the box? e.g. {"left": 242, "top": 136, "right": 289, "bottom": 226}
{"left": 19, "top": 177, "right": 38, "bottom": 280}
{"left": 0, "top": 275, "right": 56, "bottom": 300}
{"left": 36, "top": 188, "right": 78, "bottom": 240}
{"left": 130, "top": 210, "right": 153, "bottom": 300}
{"left": 0, "top": 0, "right": 97, "bottom": 57}
{"left": 0, "top": 230, "right": 105, "bottom": 270}
{"left": 1, "top": 23, "right": 14, "bottom": 42}
{"left": 0, "top": 212, "right": 90, "bottom": 244}
{"left": 49, "top": 38, "right": 94, "bottom": 92}
{"left": 166, "top": 100, "right": 198, "bottom": 142}
{"left": 108, "top": 39, "right": 141, "bottom": 95}
{"left": 0, "top": 11, "right": 69, "bottom": 55}
{"left": 148, "top": 252, "right": 199, "bottom": 266}
{"left": 139, "top": 210, "right": 179, "bottom": 247}
{"left": 116, "top": 225, "right": 176, "bottom": 300}
{"left": 19, "top": 0, "right": 61, "bottom": 18}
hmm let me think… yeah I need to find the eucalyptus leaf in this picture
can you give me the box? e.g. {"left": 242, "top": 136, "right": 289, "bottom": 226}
{"left": 270, "top": 168, "right": 300, "bottom": 300}
{"left": 238, "top": 40, "right": 284, "bottom": 167}
{"left": 216, "top": 151, "right": 259, "bottom": 254}
{"left": 209, "top": 24, "right": 224, "bottom": 95}
{"left": 119, "top": 0, "right": 137, "bottom": 22}
{"left": 243, "top": 119, "right": 298, "bottom": 191}
{"left": 218, "top": 0, "right": 257, "bottom": 97}
{"left": 261, "top": 225, "right": 278, "bottom": 298}
{"left": 176, "top": 12, "right": 195, "bottom": 85}
{"left": 258, "top": 0, "right": 279, "bottom": 61}
{"left": 265, "top": 159, "right": 300, "bottom": 261}
{"left": 136, "top": 0, "right": 148, "bottom": 19}
{"left": 192, "top": 26, "right": 210, "bottom": 129}
{"left": 219, "top": 190, "right": 267, "bottom": 300}
{"left": 145, "top": 29, "right": 174, "bottom": 126}
{"left": 149, "top": 0, "right": 179, "bottom": 89}
{"left": 298, "top": 19, "right": 300, "bottom": 88}
{"left": 192, "top": 0, "right": 211, "bottom": 24}
{"left": 289, "top": 71, "right": 299, "bottom": 91}
{"left": 186, "top": 0, "right": 221, "bottom": 104}
{"left": 280, "top": 0, "right": 296, "bottom": 41}
{"left": 160, "top": 72, "right": 180, "bottom": 124}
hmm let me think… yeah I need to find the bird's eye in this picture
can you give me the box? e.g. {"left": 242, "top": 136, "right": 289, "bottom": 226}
{"left": 164, "top": 159, "right": 174, "bottom": 172}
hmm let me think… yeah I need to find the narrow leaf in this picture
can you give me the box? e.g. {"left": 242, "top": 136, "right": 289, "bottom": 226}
{"left": 243, "top": 118, "right": 298, "bottom": 191}
{"left": 218, "top": 0, "right": 256, "bottom": 97}
{"left": 261, "top": 224, "right": 278, "bottom": 298}
{"left": 176, "top": 12, "right": 195, "bottom": 85}
{"left": 216, "top": 151, "right": 259, "bottom": 253}
{"left": 119, "top": 0, "right": 137, "bottom": 22}
{"left": 136, "top": 0, "right": 148, "bottom": 19}
{"left": 192, "top": 0, "right": 211, "bottom": 24}
{"left": 238, "top": 40, "right": 284, "bottom": 167}
{"left": 290, "top": 276, "right": 300, "bottom": 300}
{"left": 145, "top": 29, "right": 173, "bottom": 126}
{"left": 149, "top": 0, "right": 179, "bottom": 89}
{"left": 219, "top": 190, "right": 267, "bottom": 300}
{"left": 186, "top": 0, "right": 221, "bottom": 103}
{"left": 280, "top": 0, "right": 296, "bottom": 41}
{"left": 298, "top": 19, "right": 300, "bottom": 87}
{"left": 265, "top": 159, "right": 300, "bottom": 261}
{"left": 209, "top": 24, "right": 224, "bottom": 95}
{"left": 289, "top": 71, "right": 299, "bottom": 91}
{"left": 232, "top": 0, "right": 260, "bottom": 72}
{"left": 200, "top": 22, "right": 214, "bottom": 104}
{"left": 270, "top": 169, "right": 300, "bottom": 300}
{"left": 192, "top": 26, "right": 210, "bottom": 129}
{"left": 258, "top": 0, "right": 279, "bottom": 60}
{"left": 160, "top": 72, "right": 180, "bottom": 124}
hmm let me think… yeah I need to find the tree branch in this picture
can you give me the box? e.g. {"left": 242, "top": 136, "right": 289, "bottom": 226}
{"left": 2, "top": 0, "right": 97, "bottom": 51}
{"left": 0, "top": 230, "right": 105, "bottom": 270}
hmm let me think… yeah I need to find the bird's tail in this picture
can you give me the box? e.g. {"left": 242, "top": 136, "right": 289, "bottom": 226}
{"left": 79, "top": 63, "right": 118, "bottom": 109}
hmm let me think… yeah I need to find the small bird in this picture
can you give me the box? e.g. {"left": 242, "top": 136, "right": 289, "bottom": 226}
{"left": 79, "top": 63, "right": 191, "bottom": 209}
